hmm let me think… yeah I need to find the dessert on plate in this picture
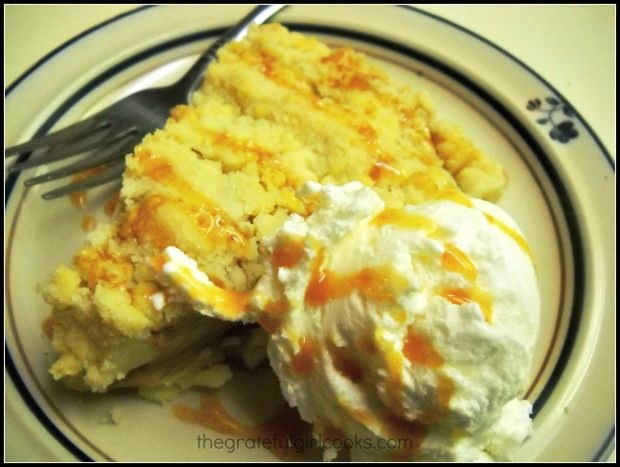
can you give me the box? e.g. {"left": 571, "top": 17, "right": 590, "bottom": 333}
{"left": 42, "top": 24, "right": 538, "bottom": 461}
{"left": 160, "top": 181, "right": 538, "bottom": 461}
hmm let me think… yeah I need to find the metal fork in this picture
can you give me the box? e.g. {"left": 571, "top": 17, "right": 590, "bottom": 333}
{"left": 5, "top": 5, "right": 286, "bottom": 200}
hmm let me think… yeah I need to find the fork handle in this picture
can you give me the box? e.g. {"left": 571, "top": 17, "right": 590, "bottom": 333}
{"left": 175, "top": 4, "right": 287, "bottom": 101}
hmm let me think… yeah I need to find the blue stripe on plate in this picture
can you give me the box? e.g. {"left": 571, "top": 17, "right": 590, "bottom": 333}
{"left": 593, "top": 427, "right": 616, "bottom": 462}
{"left": 5, "top": 345, "right": 93, "bottom": 461}
{"left": 5, "top": 6, "right": 154, "bottom": 95}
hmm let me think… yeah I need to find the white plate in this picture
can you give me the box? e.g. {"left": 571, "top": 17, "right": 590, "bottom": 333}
{"left": 5, "top": 5, "right": 615, "bottom": 462}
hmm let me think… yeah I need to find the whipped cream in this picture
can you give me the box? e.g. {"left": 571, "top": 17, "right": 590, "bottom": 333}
{"left": 158, "top": 181, "right": 540, "bottom": 461}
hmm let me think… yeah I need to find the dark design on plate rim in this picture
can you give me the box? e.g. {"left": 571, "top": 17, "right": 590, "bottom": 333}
{"left": 527, "top": 97, "right": 579, "bottom": 144}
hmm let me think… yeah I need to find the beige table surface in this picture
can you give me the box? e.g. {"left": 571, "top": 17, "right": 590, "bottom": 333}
{"left": 4, "top": 4, "right": 615, "bottom": 462}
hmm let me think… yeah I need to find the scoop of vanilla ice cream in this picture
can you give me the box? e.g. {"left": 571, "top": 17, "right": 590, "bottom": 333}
{"left": 257, "top": 181, "right": 539, "bottom": 461}
{"left": 159, "top": 181, "right": 539, "bottom": 461}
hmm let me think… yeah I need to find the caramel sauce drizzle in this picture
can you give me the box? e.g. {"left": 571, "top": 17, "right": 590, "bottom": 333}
{"left": 439, "top": 242, "right": 493, "bottom": 322}
{"left": 271, "top": 237, "right": 306, "bottom": 269}
{"left": 371, "top": 208, "right": 443, "bottom": 238}
{"left": 42, "top": 316, "right": 55, "bottom": 340}
{"left": 81, "top": 215, "right": 96, "bottom": 232}
{"left": 73, "top": 247, "right": 132, "bottom": 290}
{"left": 402, "top": 328, "right": 454, "bottom": 423}
{"left": 290, "top": 336, "right": 316, "bottom": 375}
{"left": 256, "top": 313, "right": 283, "bottom": 335}
{"left": 441, "top": 243, "right": 477, "bottom": 282}
{"left": 104, "top": 191, "right": 121, "bottom": 217}
{"left": 256, "top": 296, "right": 289, "bottom": 335}
{"left": 305, "top": 261, "right": 409, "bottom": 308}
{"left": 174, "top": 392, "right": 316, "bottom": 461}
{"left": 440, "top": 287, "right": 493, "bottom": 323}
{"left": 162, "top": 262, "right": 251, "bottom": 320}
{"left": 371, "top": 207, "right": 494, "bottom": 322}
{"left": 120, "top": 151, "right": 250, "bottom": 255}
{"left": 69, "top": 191, "right": 86, "bottom": 209}
{"left": 375, "top": 329, "right": 405, "bottom": 413}
{"left": 343, "top": 404, "right": 427, "bottom": 461}
{"left": 484, "top": 213, "right": 532, "bottom": 258}
{"left": 369, "top": 160, "right": 402, "bottom": 182}
{"left": 403, "top": 329, "right": 444, "bottom": 369}
{"left": 327, "top": 341, "right": 364, "bottom": 383}
{"left": 432, "top": 187, "right": 475, "bottom": 208}
{"left": 68, "top": 166, "right": 105, "bottom": 208}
